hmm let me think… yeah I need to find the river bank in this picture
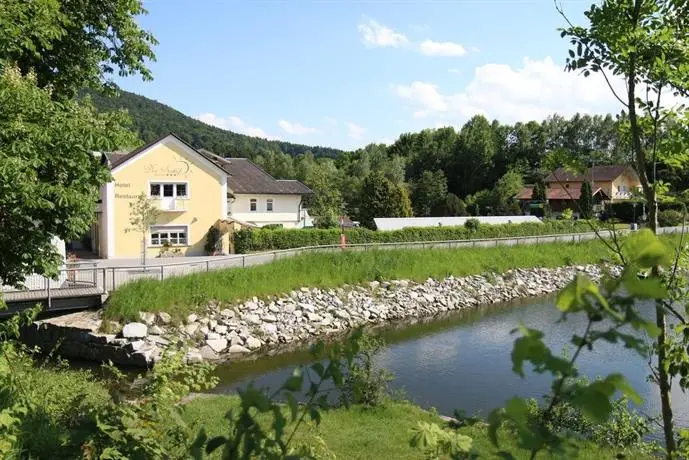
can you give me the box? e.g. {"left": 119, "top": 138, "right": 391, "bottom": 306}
{"left": 22, "top": 263, "right": 622, "bottom": 367}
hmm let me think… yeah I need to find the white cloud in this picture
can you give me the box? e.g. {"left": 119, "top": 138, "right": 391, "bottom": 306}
{"left": 196, "top": 113, "right": 277, "bottom": 139}
{"left": 391, "top": 56, "right": 681, "bottom": 124}
{"left": 346, "top": 122, "right": 366, "bottom": 139}
{"left": 278, "top": 119, "right": 317, "bottom": 136}
{"left": 448, "top": 68, "right": 462, "bottom": 76}
{"left": 470, "top": 46, "right": 480, "bottom": 53}
{"left": 391, "top": 81, "right": 449, "bottom": 119}
{"left": 419, "top": 39, "right": 466, "bottom": 57}
{"left": 323, "top": 116, "right": 338, "bottom": 126}
{"left": 358, "top": 18, "right": 408, "bottom": 48}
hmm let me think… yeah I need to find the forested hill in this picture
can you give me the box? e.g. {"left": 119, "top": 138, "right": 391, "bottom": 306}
{"left": 84, "top": 89, "right": 344, "bottom": 159}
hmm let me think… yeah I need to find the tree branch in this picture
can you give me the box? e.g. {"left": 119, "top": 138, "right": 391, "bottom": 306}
{"left": 554, "top": 1, "right": 629, "bottom": 108}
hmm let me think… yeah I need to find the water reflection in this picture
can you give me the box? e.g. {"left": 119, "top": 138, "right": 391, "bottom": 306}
{"left": 211, "top": 297, "right": 689, "bottom": 433}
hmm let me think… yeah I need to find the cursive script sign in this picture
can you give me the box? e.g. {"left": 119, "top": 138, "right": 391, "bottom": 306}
{"left": 143, "top": 160, "right": 191, "bottom": 177}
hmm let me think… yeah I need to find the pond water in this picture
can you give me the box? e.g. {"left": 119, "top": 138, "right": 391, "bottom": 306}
{"left": 209, "top": 296, "right": 689, "bottom": 434}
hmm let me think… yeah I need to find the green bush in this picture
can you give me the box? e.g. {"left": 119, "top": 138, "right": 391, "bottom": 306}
{"left": 659, "top": 209, "right": 685, "bottom": 227}
{"left": 525, "top": 395, "right": 655, "bottom": 454}
{"left": 232, "top": 220, "right": 605, "bottom": 253}
{"left": 605, "top": 200, "right": 644, "bottom": 223}
{"left": 606, "top": 200, "right": 685, "bottom": 223}
{"left": 464, "top": 218, "right": 480, "bottom": 232}
{"left": 340, "top": 334, "right": 393, "bottom": 408}
{"left": 204, "top": 225, "right": 221, "bottom": 254}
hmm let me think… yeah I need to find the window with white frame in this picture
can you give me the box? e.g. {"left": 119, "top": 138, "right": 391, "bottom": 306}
{"left": 266, "top": 199, "right": 274, "bottom": 212}
{"left": 150, "top": 226, "right": 188, "bottom": 246}
{"left": 150, "top": 182, "right": 188, "bottom": 198}
{"left": 250, "top": 198, "right": 257, "bottom": 211}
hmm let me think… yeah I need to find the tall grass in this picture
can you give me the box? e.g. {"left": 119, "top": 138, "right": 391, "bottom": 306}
{"left": 104, "top": 239, "right": 616, "bottom": 322}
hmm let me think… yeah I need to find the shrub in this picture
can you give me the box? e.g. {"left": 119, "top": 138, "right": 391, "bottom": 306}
{"left": 464, "top": 218, "right": 480, "bottom": 232}
{"left": 525, "top": 395, "right": 655, "bottom": 455}
{"left": 231, "top": 220, "right": 608, "bottom": 253}
{"left": 605, "top": 200, "right": 644, "bottom": 223}
{"left": 658, "top": 209, "right": 685, "bottom": 227}
{"left": 340, "top": 333, "right": 393, "bottom": 407}
{"left": 204, "top": 226, "right": 222, "bottom": 254}
{"left": 561, "top": 208, "right": 574, "bottom": 220}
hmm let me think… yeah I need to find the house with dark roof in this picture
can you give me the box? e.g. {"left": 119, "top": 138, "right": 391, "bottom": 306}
{"left": 197, "top": 149, "right": 313, "bottom": 228}
{"left": 88, "top": 133, "right": 312, "bottom": 258}
{"left": 516, "top": 165, "right": 642, "bottom": 215}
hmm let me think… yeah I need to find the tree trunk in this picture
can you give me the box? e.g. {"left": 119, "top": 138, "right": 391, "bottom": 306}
{"left": 626, "top": 35, "right": 675, "bottom": 455}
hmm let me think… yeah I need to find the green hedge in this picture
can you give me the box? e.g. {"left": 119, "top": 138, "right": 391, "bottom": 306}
{"left": 606, "top": 200, "right": 687, "bottom": 223}
{"left": 232, "top": 220, "right": 610, "bottom": 254}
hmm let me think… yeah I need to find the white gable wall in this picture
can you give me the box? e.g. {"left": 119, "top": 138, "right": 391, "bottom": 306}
{"left": 229, "top": 194, "right": 305, "bottom": 228}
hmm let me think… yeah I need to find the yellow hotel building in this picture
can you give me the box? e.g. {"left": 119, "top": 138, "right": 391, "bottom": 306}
{"left": 93, "top": 133, "right": 312, "bottom": 259}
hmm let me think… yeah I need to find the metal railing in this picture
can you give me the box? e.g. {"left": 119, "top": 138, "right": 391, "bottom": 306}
{"left": 2, "top": 225, "right": 686, "bottom": 300}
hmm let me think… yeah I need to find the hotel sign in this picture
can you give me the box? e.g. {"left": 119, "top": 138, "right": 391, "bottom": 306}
{"left": 143, "top": 160, "right": 191, "bottom": 178}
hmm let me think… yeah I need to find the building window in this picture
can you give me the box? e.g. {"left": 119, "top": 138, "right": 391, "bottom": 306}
{"left": 150, "top": 183, "right": 161, "bottom": 197}
{"left": 266, "top": 199, "right": 273, "bottom": 212}
{"left": 150, "top": 226, "right": 188, "bottom": 246}
{"left": 176, "top": 183, "right": 187, "bottom": 198}
{"left": 250, "top": 198, "right": 257, "bottom": 211}
{"left": 150, "top": 182, "right": 188, "bottom": 198}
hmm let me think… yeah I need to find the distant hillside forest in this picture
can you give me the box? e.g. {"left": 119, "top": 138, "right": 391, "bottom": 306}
{"left": 89, "top": 89, "right": 689, "bottom": 228}
{"left": 84, "top": 89, "right": 344, "bottom": 159}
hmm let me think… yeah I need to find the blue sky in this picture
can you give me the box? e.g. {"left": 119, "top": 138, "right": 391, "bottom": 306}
{"left": 118, "top": 1, "right": 621, "bottom": 150}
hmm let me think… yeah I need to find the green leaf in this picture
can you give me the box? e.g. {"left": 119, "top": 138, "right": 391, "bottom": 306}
{"left": 286, "top": 393, "right": 299, "bottom": 422}
{"left": 504, "top": 397, "right": 529, "bottom": 428}
{"left": 487, "top": 409, "right": 503, "bottom": 447}
{"left": 621, "top": 269, "right": 667, "bottom": 298}
{"left": 308, "top": 407, "right": 322, "bottom": 425}
{"left": 282, "top": 367, "right": 304, "bottom": 392}
{"left": 205, "top": 436, "right": 227, "bottom": 453}
{"left": 605, "top": 373, "right": 642, "bottom": 405}
{"left": 626, "top": 229, "right": 671, "bottom": 267}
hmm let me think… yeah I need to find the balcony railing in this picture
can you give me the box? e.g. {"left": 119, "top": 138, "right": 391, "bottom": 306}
{"left": 155, "top": 199, "right": 188, "bottom": 212}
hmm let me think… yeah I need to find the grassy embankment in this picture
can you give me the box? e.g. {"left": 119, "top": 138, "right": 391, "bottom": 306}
{"left": 12, "top": 363, "right": 652, "bottom": 459}
{"left": 182, "top": 395, "right": 651, "bottom": 459}
{"left": 104, "top": 238, "right": 622, "bottom": 322}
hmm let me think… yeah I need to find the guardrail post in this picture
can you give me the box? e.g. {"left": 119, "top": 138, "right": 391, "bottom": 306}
{"left": 242, "top": 256, "right": 246, "bottom": 268}
{"left": 160, "top": 265, "right": 164, "bottom": 281}
{"left": 206, "top": 260, "right": 210, "bottom": 272}
{"left": 102, "top": 268, "right": 106, "bottom": 291}
{"left": 46, "top": 277, "right": 51, "bottom": 310}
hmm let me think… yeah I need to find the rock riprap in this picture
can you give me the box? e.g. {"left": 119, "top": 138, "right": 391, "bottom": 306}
{"left": 21, "top": 265, "right": 622, "bottom": 367}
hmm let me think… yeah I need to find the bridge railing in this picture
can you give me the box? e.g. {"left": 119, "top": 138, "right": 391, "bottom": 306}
{"left": 2, "top": 225, "right": 686, "bottom": 298}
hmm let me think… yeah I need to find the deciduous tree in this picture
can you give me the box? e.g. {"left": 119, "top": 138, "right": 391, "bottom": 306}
{"left": 560, "top": 0, "right": 689, "bottom": 454}
{"left": 411, "top": 170, "right": 448, "bottom": 217}
{"left": 0, "top": 67, "right": 137, "bottom": 290}
{"left": 126, "top": 193, "right": 160, "bottom": 268}
{"left": 358, "top": 173, "right": 413, "bottom": 229}
{"left": 0, "top": 0, "right": 157, "bottom": 98}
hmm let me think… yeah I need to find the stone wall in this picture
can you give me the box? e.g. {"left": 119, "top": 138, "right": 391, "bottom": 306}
{"left": 22, "top": 264, "right": 622, "bottom": 367}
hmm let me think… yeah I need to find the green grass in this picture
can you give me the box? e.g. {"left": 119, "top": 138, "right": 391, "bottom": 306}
{"left": 182, "top": 395, "right": 652, "bottom": 459}
{"left": 104, "top": 239, "right": 616, "bottom": 322}
{"left": 104, "top": 233, "right": 683, "bottom": 323}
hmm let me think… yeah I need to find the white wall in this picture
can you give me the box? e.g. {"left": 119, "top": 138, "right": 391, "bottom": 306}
{"left": 229, "top": 194, "right": 305, "bottom": 228}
